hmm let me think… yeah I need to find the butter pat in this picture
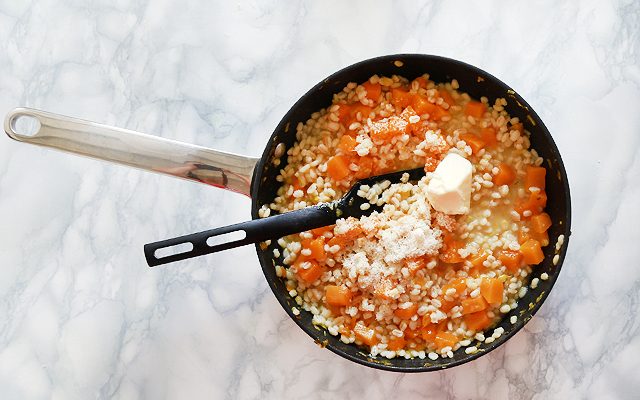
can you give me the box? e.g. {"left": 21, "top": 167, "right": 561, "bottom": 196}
{"left": 426, "top": 153, "right": 472, "bottom": 214}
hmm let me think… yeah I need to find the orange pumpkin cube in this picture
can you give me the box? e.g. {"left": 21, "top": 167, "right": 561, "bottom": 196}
{"left": 494, "top": 162, "right": 516, "bottom": 186}
{"left": 525, "top": 166, "right": 546, "bottom": 190}
{"left": 520, "top": 239, "right": 545, "bottom": 265}
{"left": 296, "top": 260, "right": 324, "bottom": 283}
{"left": 480, "top": 278, "right": 503, "bottom": 305}
{"left": 362, "top": 81, "right": 382, "bottom": 102}
{"left": 326, "top": 155, "right": 351, "bottom": 181}
{"left": 461, "top": 297, "right": 488, "bottom": 315}
{"left": 460, "top": 133, "right": 486, "bottom": 155}
{"left": 354, "top": 322, "right": 378, "bottom": 346}
{"left": 434, "top": 331, "right": 458, "bottom": 349}
{"left": 325, "top": 285, "right": 352, "bottom": 307}
{"left": 464, "top": 311, "right": 492, "bottom": 331}
{"left": 530, "top": 212, "right": 552, "bottom": 233}
{"left": 394, "top": 303, "right": 419, "bottom": 319}
{"left": 499, "top": 250, "right": 523, "bottom": 273}
{"left": 387, "top": 336, "right": 406, "bottom": 351}
{"left": 480, "top": 127, "right": 498, "bottom": 147}
{"left": 465, "top": 101, "right": 486, "bottom": 119}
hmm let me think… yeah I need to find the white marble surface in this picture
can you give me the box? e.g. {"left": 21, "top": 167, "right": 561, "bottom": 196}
{"left": 0, "top": 0, "right": 639, "bottom": 398}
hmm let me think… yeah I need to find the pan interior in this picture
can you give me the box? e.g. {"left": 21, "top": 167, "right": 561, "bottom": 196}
{"left": 251, "top": 54, "right": 571, "bottom": 372}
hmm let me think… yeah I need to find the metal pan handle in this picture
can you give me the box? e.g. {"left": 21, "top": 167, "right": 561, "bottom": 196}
{"left": 4, "top": 107, "right": 259, "bottom": 196}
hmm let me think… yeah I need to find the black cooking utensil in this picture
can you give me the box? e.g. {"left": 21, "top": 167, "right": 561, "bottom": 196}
{"left": 144, "top": 167, "right": 425, "bottom": 267}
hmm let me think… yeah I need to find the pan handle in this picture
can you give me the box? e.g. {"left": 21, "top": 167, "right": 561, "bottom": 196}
{"left": 4, "top": 107, "right": 259, "bottom": 196}
{"left": 143, "top": 204, "right": 337, "bottom": 267}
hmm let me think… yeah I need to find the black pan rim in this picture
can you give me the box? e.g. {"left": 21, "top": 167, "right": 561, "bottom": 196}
{"left": 250, "top": 53, "right": 572, "bottom": 372}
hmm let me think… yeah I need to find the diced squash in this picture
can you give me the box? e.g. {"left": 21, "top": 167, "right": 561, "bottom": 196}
{"left": 480, "top": 127, "right": 498, "bottom": 147}
{"left": 439, "top": 89, "right": 455, "bottom": 107}
{"left": 350, "top": 104, "right": 373, "bottom": 122}
{"left": 327, "top": 225, "right": 362, "bottom": 250}
{"left": 528, "top": 191, "right": 548, "bottom": 212}
{"left": 499, "top": 250, "right": 523, "bottom": 273}
{"left": 494, "top": 162, "right": 516, "bottom": 186}
{"left": 537, "top": 230, "right": 550, "bottom": 247}
{"left": 518, "top": 229, "right": 549, "bottom": 247}
{"left": 468, "top": 251, "right": 489, "bottom": 276}
{"left": 461, "top": 296, "right": 488, "bottom": 315}
{"left": 460, "top": 133, "right": 486, "bottom": 155}
{"left": 310, "top": 225, "right": 334, "bottom": 237}
{"left": 516, "top": 191, "right": 548, "bottom": 216}
{"left": 327, "top": 235, "right": 345, "bottom": 248}
{"left": 520, "top": 239, "right": 545, "bottom": 265}
{"left": 530, "top": 212, "right": 552, "bottom": 233}
{"left": 326, "top": 155, "right": 351, "bottom": 181}
{"left": 338, "top": 103, "right": 373, "bottom": 128}
{"left": 434, "top": 331, "right": 458, "bottom": 349}
{"left": 438, "top": 298, "right": 456, "bottom": 313}
{"left": 431, "top": 106, "right": 450, "bottom": 121}
{"left": 369, "top": 114, "right": 409, "bottom": 141}
{"left": 464, "top": 311, "right": 492, "bottom": 331}
{"left": 442, "top": 278, "right": 467, "bottom": 297}
{"left": 354, "top": 322, "right": 378, "bottom": 346}
{"left": 413, "top": 76, "right": 429, "bottom": 89}
{"left": 394, "top": 303, "right": 419, "bottom": 319}
{"left": 465, "top": 101, "right": 486, "bottom": 119}
{"left": 411, "top": 95, "right": 434, "bottom": 115}
{"left": 325, "top": 285, "right": 352, "bottom": 307}
{"left": 338, "top": 135, "right": 357, "bottom": 153}
{"left": 404, "top": 327, "right": 418, "bottom": 340}
{"left": 440, "top": 239, "right": 465, "bottom": 264}
{"left": 412, "top": 95, "right": 449, "bottom": 120}
{"left": 306, "top": 237, "right": 326, "bottom": 261}
{"left": 421, "top": 324, "right": 437, "bottom": 343}
{"left": 525, "top": 166, "right": 546, "bottom": 190}
{"left": 391, "top": 88, "right": 414, "bottom": 108}
{"left": 336, "top": 104, "right": 352, "bottom": 125}
{"left": 440, "top": 248, "right": 465, "bottom": 264}
{"left": 291, "top": 175, "right": 305, "bottom": 192}
{"left": 362, "top": 81, "right": 381, "bottom": 102}
{"left": 387, "top": 336, "right": 406, "bottom": 351}
{"left": 326, "top": 304, "right": 344, "bottom": 317}
{"left": 480, "top": 278, "right": 503, "bottom": 305}
{"left": 468, "top": 267, "right": 483, "bottom": 278}
{"left": 296, "top": 260, "right": 324, "bottom": 283}
{"left": 470, "top": 251, "right": 489, "bottom": 269}
{"left": 354, "top": 155, "right": 374, "bottom": 179}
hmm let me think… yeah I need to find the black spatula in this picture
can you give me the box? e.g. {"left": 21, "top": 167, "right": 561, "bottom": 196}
{"left": 143, "top": 167, "right": 425, "bottom": 267}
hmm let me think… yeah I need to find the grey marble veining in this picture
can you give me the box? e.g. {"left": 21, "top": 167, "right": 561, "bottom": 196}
{"left": 1, "top": 0, "right": 639, "bottom": 399}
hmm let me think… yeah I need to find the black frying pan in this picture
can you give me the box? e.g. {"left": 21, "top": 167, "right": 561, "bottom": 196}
{"left": 4, "top": 54, "right": 571, "bottom": 372}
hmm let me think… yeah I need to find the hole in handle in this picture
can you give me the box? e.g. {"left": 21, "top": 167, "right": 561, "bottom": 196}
{"left": 11, "top": 114, "right": 41, "bottom": 137}
{"left": 206, "top": 230, "right": 246, "bottom": 247}
{"left": 154, "top": 242, "right": 194, "bottom": 259}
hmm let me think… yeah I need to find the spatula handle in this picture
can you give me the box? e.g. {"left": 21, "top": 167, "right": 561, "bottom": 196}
{"left": 144, "top": 204, "right": 338, "bottom": 266}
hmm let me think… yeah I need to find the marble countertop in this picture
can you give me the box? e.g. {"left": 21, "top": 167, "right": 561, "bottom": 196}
{"left": 1, "top": 0, "right": 639, "bottom": 398}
